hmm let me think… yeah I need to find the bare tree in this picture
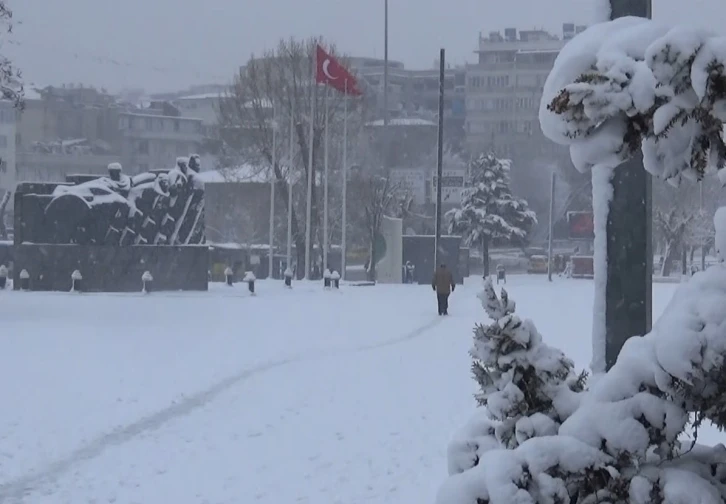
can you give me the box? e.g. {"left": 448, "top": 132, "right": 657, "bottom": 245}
{"left": 349, "top": 170, "right": 401, "bottom": 281}
{"left": 0, "top": 3, "right": 22, "bottom": 109}
{"left": 217, "top": 37, "right": 365, "bottom": 277}
{"left": 654, "top": 208, "right": 695, "bottom": 277}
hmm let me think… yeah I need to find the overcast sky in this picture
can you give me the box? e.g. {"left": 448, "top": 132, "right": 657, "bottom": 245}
{"left": 5, "top": 0, "right": 726, "bottom": 94}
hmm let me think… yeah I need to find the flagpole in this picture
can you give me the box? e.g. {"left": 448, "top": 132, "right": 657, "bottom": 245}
{"left": 287, "top": 100, "right": 294, "bottom": 272}
{"left": 341, "top": 79, "right": 348, "bottom": 281}
{"left": 305, "top": 48, "right": 316, "bottom": 280}
{"left": 323, "top": 85, "right": 330, "bottom": 273}
{"left": 268, "top": 101, "right": 276, "bottom": 280}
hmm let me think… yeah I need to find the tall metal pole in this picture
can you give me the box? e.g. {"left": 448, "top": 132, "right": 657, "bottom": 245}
{"left": 287, "top": 101, "right": 294, "bottom": 271}
{"left": 323, "top": 86, "right": 330, "bottom": 272}
{"left": 383, "top": 0, "right": 389, "bottom": 171}
{"left": 603, "top": 0, "right": 653, "bottom": 371}
{"left": 305, "top": 51, "right": 316, "bottom": 280}
{"left": 342, "top": 80, "right": 349, "bottom": 280}
{"left": 547, "top": 172, "right": 555, "bottom": 282}
{"left": 268, "top": 103, "right": 277, "bottom": 280}
{"left": 434, "top": 48, "right": 445, "bottom": 269}
{"left": 700, "top": 181, "right": 706, "bottom": 271}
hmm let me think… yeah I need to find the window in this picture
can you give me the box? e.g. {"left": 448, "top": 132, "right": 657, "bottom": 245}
{"left": 145, "top": 118, "right": 152, "bottom": 130}
{"left": 138, "top": 140, "right": 149, "bottom": 155}
{"left": 174, "top": 120, "right": 180, "bottom": 132}
{"left": 0, "top": 135, "right": 9, "bottom": 148}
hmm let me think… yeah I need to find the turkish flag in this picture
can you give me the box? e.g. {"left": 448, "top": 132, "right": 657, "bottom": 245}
{"left": 315, "top": 45, "right": 362, "bottom": 96}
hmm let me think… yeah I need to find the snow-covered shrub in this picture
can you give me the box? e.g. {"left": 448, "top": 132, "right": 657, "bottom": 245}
{"left": 540, "top": 17, "right": 726, "bottom": 185}
{"left": 439, "top": 271, "right": 726, "bottom": 504}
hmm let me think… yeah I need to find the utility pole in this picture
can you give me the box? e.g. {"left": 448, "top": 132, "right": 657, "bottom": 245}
{"left": 604, "top": 0, "right": 653, "bottom": 370}
{"left": 434, "top": 49, "right": 445, "bottom": 269}
{"left": 268, "top": 104, "right": 277, "bottom": 280}
{"left": 383, "top": 0, "right": 389, "bottom": 172}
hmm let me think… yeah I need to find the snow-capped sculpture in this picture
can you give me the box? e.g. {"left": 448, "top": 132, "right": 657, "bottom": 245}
{"left": 38, "top": 156, "right": 206, "bottom": 246}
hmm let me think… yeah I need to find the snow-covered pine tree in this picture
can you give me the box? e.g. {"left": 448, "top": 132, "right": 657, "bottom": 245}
{"left": 447, "top": 279, "right": 587, "bottom": 477}
{"left": 439, "top": 224, "right": 726, "bottom": 503}
{"left": 447, "top": 153, "right": 536, "bottom": 276}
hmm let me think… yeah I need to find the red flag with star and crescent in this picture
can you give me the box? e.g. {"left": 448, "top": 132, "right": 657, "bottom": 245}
{"left": 316, "top": 45, "right": 363, "bottom": 96}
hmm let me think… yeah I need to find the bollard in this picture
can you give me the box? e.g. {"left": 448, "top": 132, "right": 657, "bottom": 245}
{"left": 323, "top": 269, "right": 332, "bottom": 289}
{"left": 19, "top": 269, "right": 30, "bottom": 290}
{"left": 331, "top": 270, "right": 340, "bottom": 289}
{"left": 224, "top": 267, "right": 234, "bottom": 286}
{"left": 496, "top": 265, "right": 506, "bottom": 285}
{"left": 284, "top": 267, "right": 293, "bottom": 288}
{"left": 243, "top": 271, "right": 256, "bottom": 295}
{"left": 142, "top": 271, "right": 153, "bottom": 293}
{"left": 71, "top": 270, "right": 83, "bottom": 292}
{"left": 0, "top": 264, "right": 7, "bottom": 289}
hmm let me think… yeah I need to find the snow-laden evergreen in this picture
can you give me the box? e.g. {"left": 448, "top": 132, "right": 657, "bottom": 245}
{"left": 447, "top": 153, "right": 536, "bottom": 274}
{"left": 540, "top": 17, "right": 726, "bottom": 185}
{"left": 439, "top": 257, "right": 726, "bottom": 504}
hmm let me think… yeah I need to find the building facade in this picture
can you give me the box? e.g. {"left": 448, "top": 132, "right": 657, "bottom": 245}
{"left": 12, "top": 86, "right": 205, "bottom": 183}
{"left": 464, "top": 23, "right": 586, "bottom": 192}
{"left": 118, "top": 107, "right": 204, "bottom": 172}
{"left": 349, "top": 57, "right": 466, "bottom": 148}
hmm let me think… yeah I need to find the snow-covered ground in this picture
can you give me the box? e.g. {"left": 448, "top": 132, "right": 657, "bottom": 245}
{"left": 0, "top": 276, "right": 716, "bottom": 503}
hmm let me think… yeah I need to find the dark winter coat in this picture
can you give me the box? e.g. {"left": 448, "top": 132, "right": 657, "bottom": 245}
{"left": 432, "top": 267, "right": 455, "bottom": 295}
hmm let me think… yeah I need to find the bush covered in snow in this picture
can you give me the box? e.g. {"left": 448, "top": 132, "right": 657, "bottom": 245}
{"left": 540, "top": 17, "right": 726, "bottom": 185}
{"left": 439, "top": 275, "right": 726, "bottom": 504}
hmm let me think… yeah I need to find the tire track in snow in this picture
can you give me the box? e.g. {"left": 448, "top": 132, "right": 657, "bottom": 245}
{"left": 0, "top": 316, "right": 445, "bottom": 501}
{"left": 0, "top": 359, "right": 293, "bottom": 502}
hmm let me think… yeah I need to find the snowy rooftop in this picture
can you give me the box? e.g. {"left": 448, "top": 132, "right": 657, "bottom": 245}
{"left": 198, "top": 162, "right": 303, "bottom": 184}
{"left": 197, "top": 165, "right": 273, "bottom": 184}
{"left": 366, "top": 118, "right": 437, "bottom": 127}
{"left": 23, "top": 88, "right": 43, "bottom": 101}
{"left": 176, "top": 92, "right": 223, "bottom": 101}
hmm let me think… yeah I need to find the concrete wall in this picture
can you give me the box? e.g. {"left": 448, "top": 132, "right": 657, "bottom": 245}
{"left": 13, "top": 244, "right": 208, "bottom": 292}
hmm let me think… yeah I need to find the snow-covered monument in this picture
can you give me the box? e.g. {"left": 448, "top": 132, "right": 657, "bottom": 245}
{"left": 12, "top": 156, "right": 208, "bottom": 291}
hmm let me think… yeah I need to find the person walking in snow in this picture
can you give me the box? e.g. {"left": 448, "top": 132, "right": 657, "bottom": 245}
{"left": 432, "top": 263, "right": 455, "bottom": 316}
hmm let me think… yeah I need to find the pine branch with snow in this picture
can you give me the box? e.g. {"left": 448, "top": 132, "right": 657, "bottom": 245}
{"left": 447, "top": 279, "right": 586, "bottom": 480}
{"left": 439, "top": 241, "right": 726, "bottom": 503}
{"left": 540, "top": 18, "right": 726, "bottom": 185}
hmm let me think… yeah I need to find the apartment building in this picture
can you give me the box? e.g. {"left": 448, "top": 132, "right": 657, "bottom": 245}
{"left": 11, "top": 86, "right": 205, "bottom": 183}
{"left": 118, "top": 103, "right": 204, "bottom": 172}
{"left": 465, "top": 23, "right": 586, "bottom": 167}
{"left": 349, "top": 57, "right": 466, "bottom": 148}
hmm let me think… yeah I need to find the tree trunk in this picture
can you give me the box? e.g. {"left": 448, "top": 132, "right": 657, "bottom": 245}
{"left": 681, "top": 247, "right": 687, "bottom": 275}
{"left": 482, "top": 236, "right": 490, "bottom": 277}
{"left": 661, "top": 240, "right": 673, "bottom": 277}
{"left": 367, "top": 232, "right": 377, "bottom": 282}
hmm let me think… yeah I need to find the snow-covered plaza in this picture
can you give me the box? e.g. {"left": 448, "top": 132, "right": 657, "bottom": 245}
{"left": 0, "top": 276, "right": 712, "bottom": 503}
